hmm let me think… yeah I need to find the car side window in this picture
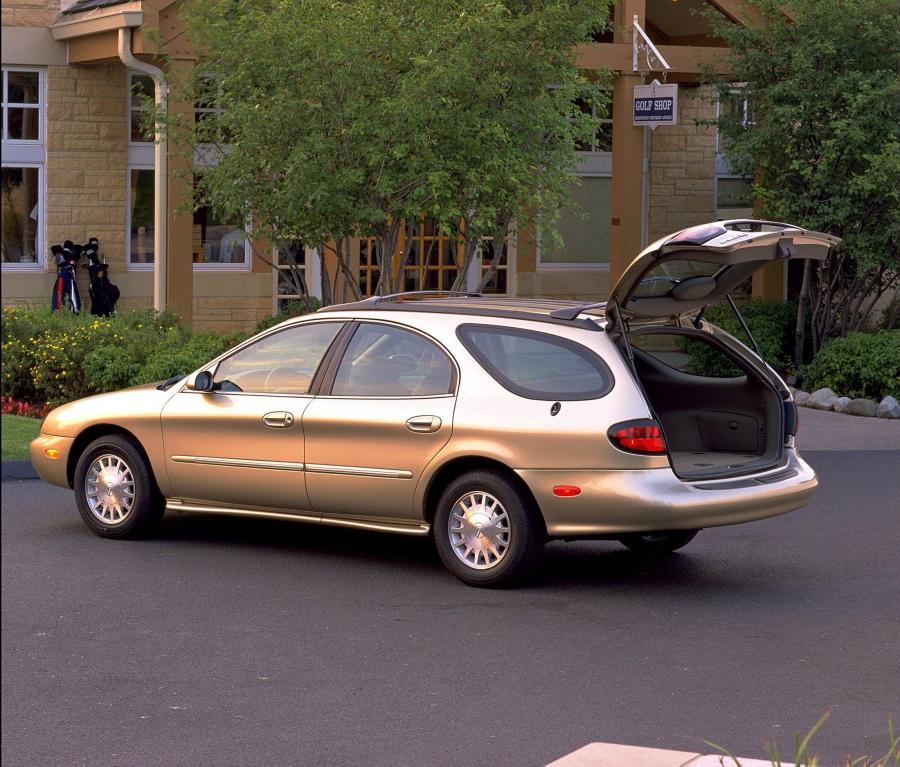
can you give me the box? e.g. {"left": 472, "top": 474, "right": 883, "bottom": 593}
{"left": 331, "top": 323, "right": 454, "bottom": 397}
{"left": 457, "top": 324, "right": 613, "bottom": 400}
{"left": 212, "top": 322, "right": 342, "bottom": 394}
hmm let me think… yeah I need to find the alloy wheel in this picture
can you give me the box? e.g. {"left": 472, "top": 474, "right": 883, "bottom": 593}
{"left": 448, "top": 491, "right": 511, "bottom": 570}
{"left": 84, "top": 453, "right": 136, "bottom": 525}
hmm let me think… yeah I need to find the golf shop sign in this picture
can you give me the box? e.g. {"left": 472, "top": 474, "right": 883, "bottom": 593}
{"left": 633, "top": 80, "right": 678, "bottom": 128}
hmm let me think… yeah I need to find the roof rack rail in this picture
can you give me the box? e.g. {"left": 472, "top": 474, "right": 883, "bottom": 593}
{"left": 548, "top": 301, "right": 607, "bottom": 321}
{"left": 357, "top": 290, "right": 484, "bottom": 307}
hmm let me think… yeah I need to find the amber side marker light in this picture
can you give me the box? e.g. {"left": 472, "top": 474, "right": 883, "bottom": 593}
{"left": 44, "top": 448, "right": 60, "bottom": 459}
{"left": 553, "top": 485, "right": 582, "bottom": 497}
{"left": 608, "top": 420, "right": 667, "bottom": 454}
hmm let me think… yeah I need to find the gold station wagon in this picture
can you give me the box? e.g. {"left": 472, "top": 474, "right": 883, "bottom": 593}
{"left": 31, "top": 220, "right": 838, "bottom": 586}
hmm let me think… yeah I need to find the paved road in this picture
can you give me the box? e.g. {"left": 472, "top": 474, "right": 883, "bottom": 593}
{"left": 2, "top": 451, "right": 898, "bottom": 767}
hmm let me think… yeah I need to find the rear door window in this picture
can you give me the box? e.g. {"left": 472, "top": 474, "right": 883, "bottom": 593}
{"left": 331, "top": 323, "right": 454, "bottom": 397}
{"left": 457, "top": 324, "right": 613, "bottom": 400}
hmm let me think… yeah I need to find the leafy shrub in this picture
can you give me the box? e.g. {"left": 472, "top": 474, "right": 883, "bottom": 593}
{"left": 801, "top": 330, "right": 900, "bottom": 399}
{"left": 682, "top": 299, "right": 798, "bottom": 376}
{"left": 133, "top": 329, "right": 244, "bottom": 383}
{"left": 254, "top": 298, "right": 320, "bottom": 333}
{"left": 1, "top": 306, "right": 246, "bottom": 407}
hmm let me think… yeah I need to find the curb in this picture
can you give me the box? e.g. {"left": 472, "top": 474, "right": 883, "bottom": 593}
{"left": 1, "top": 460, "right": 39, "bottom": 481}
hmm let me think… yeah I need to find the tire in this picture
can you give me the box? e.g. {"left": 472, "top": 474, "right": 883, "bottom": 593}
{"left": 433, "top": 469, "right": 544, "bottom": 587}
{"left": 617, "top": 530, "right": 699, "bottom": 556}
{"left": 74, "top": 434, "right": 164, "bottom": 539}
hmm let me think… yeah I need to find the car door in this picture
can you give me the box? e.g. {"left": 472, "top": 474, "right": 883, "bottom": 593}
{"left": 302, "top": 320, "right": 457, "bottom": 523}
{"left": 161, "top": 320, "right": 345, "bottom": 512}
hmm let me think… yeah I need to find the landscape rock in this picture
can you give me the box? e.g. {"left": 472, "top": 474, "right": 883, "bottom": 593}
{"left": 793, "top": 389, "right": 810, "bottom": 406}
{"left": 876, "top": 396, "right": 900, "bottom": 419}
{"left": 806, "top": 388, "right": 838, "bottom": 411}
{"left": 845, "top": 398, "right": 878, "bottom": 418}
{"left": 833, "top": 397, "right": 852, "bottom": 414}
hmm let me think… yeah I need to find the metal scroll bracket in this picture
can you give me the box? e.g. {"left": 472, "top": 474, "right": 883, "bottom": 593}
{"left": 633, "top": 15, "right": 671, "bottom": 81}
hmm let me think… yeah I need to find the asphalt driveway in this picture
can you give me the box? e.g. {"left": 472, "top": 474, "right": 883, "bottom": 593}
{"left": 2, "top": 450, "right": 899, "bottom": 766}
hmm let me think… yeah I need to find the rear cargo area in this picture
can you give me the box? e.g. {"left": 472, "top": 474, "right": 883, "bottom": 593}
{"left": 628, "top": 330, "right": 784, "bottom": 480}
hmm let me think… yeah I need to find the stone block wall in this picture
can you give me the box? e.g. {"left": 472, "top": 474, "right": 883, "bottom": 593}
{"left": 1, "top": 0, "right": 58, "bottom": 27}
{"left": 647, "top": 85, "right": 718, "bottom": 242}
{"left": 44, "top": 63, "right": 153, "bottom": 310}
{"left": 192, "top": 272, "right": 273, "bottom": 333}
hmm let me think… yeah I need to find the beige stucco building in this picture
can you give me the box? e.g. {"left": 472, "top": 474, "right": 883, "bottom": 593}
{"left": 1, "top": 0, "right": 780, "bottom": 331}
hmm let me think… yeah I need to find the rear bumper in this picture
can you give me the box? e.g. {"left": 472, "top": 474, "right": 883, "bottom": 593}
{"left": 518, "top": 449, "right": 817, "bottom": 537}
{"left": 29, "top": 433, "right": 74, "bottom": 488}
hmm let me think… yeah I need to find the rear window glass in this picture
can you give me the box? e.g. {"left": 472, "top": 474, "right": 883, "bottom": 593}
{"left": 633, "top": 260, "right": 722, "bottom": 298}
{"left": 457, "top": 325, "right": 613, "bottom": 400}
{"left": 630, "top": 332, "right": 744, "bottom": 378}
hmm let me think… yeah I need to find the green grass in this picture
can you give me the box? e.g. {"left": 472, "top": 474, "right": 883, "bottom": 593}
{"left": 1, "top": 415, "right": 41, "bottom": 461}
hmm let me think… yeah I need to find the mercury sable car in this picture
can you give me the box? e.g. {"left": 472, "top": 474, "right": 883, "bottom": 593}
{"left": 31, "top": 220, "right": 838, "bottom": 586}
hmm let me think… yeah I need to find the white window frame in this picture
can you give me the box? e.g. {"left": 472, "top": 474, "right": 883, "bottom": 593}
{"left": 190, "top": 202, "right": 252, "bottom": 271}
{"left": 189, "top": 73, "right": 250, "bottom": 271}
{"left": 126, "top": 164, "right": 155, "bottom": 271}
{"left": 127, "top": 71, "right": 154, "bottom": 150}
{"left": 715, "top": 84, "right": 752, "bottom": 157}
{"left": 2, "top": 67, "right": 46, "bottom": 271}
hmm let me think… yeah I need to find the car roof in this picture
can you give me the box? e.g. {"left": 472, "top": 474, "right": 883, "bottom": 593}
{"left": 316, "top": 293, "right": 608, "bottom": 332}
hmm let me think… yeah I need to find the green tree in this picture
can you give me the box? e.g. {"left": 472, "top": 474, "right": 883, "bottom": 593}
{"left": 707, "top": 0, "right": 900, "bottom": 366}
{"left": 166, "top": 0, "right": 611, "bottom": 303}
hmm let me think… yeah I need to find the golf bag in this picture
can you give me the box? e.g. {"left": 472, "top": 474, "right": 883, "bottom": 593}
{"left": 84, "top": 237, "right": 120, "bottom": 317}
{"left": 50, "top": 240, "right": 81, "bottom": 314}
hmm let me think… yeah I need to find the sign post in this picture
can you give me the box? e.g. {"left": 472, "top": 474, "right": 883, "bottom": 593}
{"left": 632, "top": 79, "right": 678, "bottom": 129}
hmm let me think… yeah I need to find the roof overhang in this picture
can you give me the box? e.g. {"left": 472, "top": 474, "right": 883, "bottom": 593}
{"left": 50, "top": 1, "right": 143, "bottom": 40}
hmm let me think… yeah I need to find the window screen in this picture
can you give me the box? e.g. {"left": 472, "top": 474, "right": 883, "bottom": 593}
{"left": 542, "top": 177, "right": 611, "bottom": 265}
{"left": 457, "top": 325, "right": 613, "bottom": 400}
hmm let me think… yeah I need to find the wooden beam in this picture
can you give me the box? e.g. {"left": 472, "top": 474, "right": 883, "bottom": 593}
{"left": 706, "top": 0, "right": 766, "bottom": 28}
{"left": 576, "top": 43, "right": 731, "bottom": 75}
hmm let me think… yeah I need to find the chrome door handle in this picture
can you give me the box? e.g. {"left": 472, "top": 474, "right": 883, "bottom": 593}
{"left": 263, "top": 411, "right": 294, "bottom": 428}
{"left": 406, "top": 415, "right": 441, "bottom": 433}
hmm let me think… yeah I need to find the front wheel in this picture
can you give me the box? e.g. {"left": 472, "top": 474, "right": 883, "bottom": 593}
{"left": 617, "top": 530, "right": 699, "bottom": 556}
{"left": 74, "top": 434, "right": 164, "bottom": 539}
{"left": 433, "top": 470, "right": 544, "bottom": 587}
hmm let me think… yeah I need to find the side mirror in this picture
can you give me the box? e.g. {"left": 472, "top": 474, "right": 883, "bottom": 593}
{"left": 186, "top": 370, "right": 214, "bottom": 392}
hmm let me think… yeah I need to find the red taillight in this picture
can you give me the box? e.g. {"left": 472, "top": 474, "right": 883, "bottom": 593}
{"left": 611, "top": 423, "right": 667, "bottom": 454}
{"left": 552, "top": 485, "right": 582, "bottom": 497}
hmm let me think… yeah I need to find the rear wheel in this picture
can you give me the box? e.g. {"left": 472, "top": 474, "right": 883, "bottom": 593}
{"left": 74, "top": 434, "right": 164, "bottom": 539}
{"left": 618, "top": 530, "right": 698, "bottom": 555}
{"left": 433, "top": 470, "right": 544, "bottom": 587}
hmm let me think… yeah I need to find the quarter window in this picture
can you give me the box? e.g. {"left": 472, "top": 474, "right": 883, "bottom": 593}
{"left": 457, "top": 324, "right": 613, "bottom": 401}
{"left": 212, "top": 322, "right": 342, "bottom": 394}
{"left": 332, "top": 323, "right": 454, "bottom": 397}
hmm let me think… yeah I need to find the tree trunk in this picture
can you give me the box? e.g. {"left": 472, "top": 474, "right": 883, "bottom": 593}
{"left": 477, "top": 216, "right": 511, "bottom": 293}
{"left": 333, "top": 236, "right": 362, "bottom": 302}
{"left": 794, "top": 258, "right": 812, "bottom": 369}
{"left": 316, "top": 244, "right": 333, "bottom": 307}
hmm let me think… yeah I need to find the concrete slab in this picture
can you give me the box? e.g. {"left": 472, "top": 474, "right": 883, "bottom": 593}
{"left": 547, "top": 743, "right": 791, "bottom": 767}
